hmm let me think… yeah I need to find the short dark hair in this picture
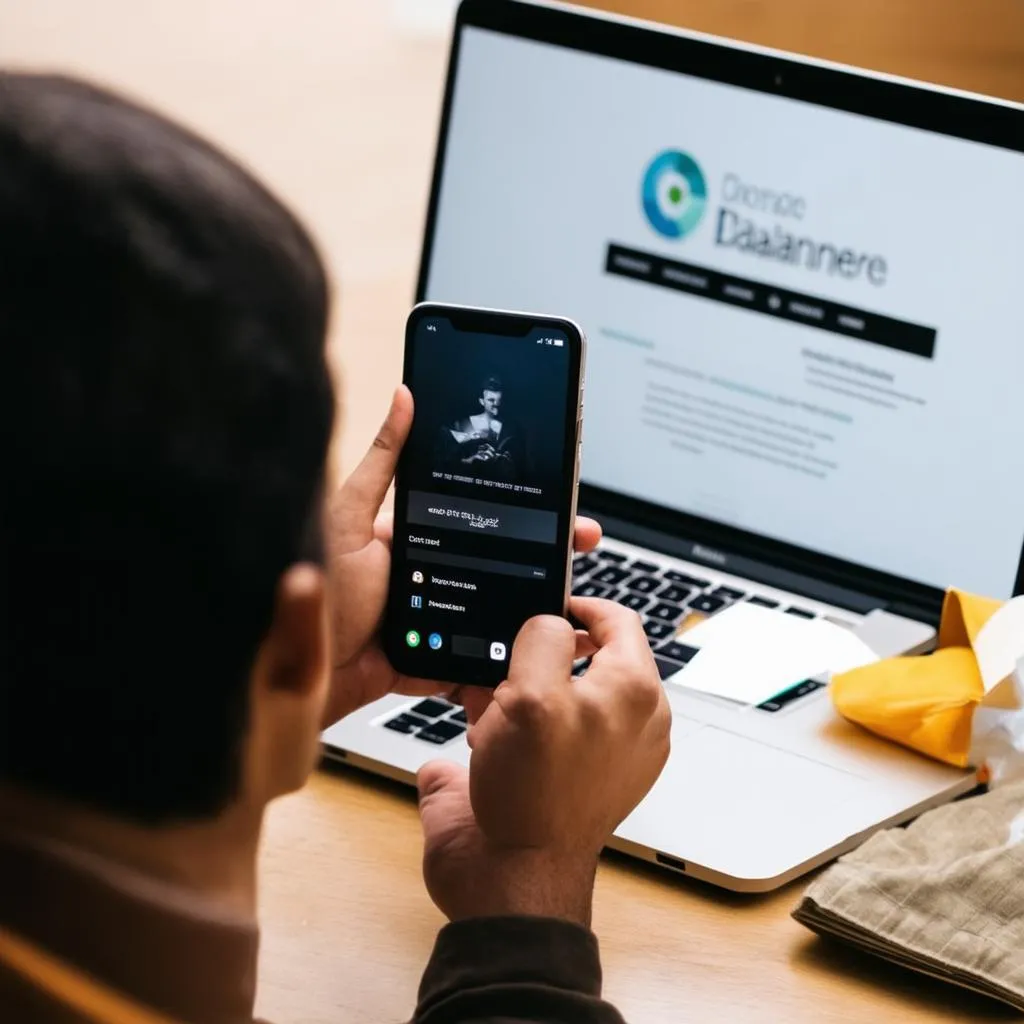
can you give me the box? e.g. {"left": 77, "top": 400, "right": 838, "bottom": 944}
{"left": 481, "top": 376, "right": 503, "bottom": 394}
{"left": 0, "top": 74, "right": 334, "bottom": 823}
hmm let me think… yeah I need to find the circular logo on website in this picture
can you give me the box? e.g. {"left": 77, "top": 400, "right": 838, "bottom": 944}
{"left": 642, "top": 150, "right": 707, "bottom": 239}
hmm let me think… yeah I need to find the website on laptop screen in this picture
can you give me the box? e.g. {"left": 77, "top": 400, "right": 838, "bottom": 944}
{"left": 423, "top": 26, "right": 1024, "bottom": 598}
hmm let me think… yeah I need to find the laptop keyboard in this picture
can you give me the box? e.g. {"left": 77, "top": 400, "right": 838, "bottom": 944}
{"left": 572, "top": 544, "right": 828, "bottom": 713}
{"left": 381, "top": 697, "right": 467, "bottom": 745}
{"left": 378, "top": 543, "right": 830, "bottom": 743}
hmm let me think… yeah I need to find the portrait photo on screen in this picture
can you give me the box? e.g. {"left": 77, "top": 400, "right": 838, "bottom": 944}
{"left": 406, "top": 326, "right": 569, "bottom": 508}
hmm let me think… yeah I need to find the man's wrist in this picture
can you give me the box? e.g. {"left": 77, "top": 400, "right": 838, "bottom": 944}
{"left": 418, "top": 916, "right": 612, "bottom": 1018}
{"left": 442, "top": 849, "right": 598, "bottom": 928}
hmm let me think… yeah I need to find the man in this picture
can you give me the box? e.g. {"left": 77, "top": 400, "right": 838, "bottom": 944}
{"left": 0, "top": 74, "right": 671, "bottom": 1023}
{"left": 436, "top": 376, "right": 521, "bottom": 482}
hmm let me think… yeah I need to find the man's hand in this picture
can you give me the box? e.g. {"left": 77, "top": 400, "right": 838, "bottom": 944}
{"left": 323, "top": 386, "right": 602, "bottom": 726}
{"left": 464, "top": 443, "right": 496, "bottom": 464}
{"left": 417, "top": 599, "right": 671, "bottom": 927}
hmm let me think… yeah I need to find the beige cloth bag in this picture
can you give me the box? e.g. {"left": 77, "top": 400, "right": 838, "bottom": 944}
{"left": 793, "top": 779, "right": 1024, "bottom": 1011}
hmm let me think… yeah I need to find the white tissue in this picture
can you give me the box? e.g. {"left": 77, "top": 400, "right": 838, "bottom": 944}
{"left": 973, "top": 655, "right": 1024, "bottom": 788}
{"left": 969, "top": 595, "right": 1024, "bottom": 787}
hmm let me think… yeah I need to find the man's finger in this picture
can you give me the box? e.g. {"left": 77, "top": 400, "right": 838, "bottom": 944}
{"left": 570, "top": 598, "right": 660, "bottom": 715}
{"left": 575, "top": 631, "right": 598, "bottom": 661}
{"left": 373, "top": 512, "right": 394, "bottom": 545}
{"left": 332, "top": 386, "right": 414, "bottom": 538}
{"left": 416, "top": 758, "right": 466, "bottom": 805}
{"left": 459, "top": 686, "right": 494, "bottom": 728}
{"left": 569, "top": 597, "right": 652, "bottom": 665}
{"left": 572, "top": 517, "right": 602, "bottom": 554}
{"left": 505, "top": 615, "right": 577, "bottom": 700}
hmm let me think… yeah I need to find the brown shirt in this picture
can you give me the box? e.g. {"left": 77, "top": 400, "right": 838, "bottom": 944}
{"left": 0, "top": 829, "right": 625, "bottom": 1023}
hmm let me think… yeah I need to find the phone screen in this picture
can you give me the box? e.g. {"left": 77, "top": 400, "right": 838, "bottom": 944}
{"left": 385, "top": 305, "right": 584, "bottom": 687}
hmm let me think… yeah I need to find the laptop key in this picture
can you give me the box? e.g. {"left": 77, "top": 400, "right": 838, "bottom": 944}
{"left": 593, "top": 566, "right": 630, "bottom": 586}
{"left": 689, "top": 594, "right": 726, "bottom": 615}
{"left": 383, "top": 712, "right": 430, "bottom": 734}
{"left": 748, "top": 595, "right": 780, "bottom": 609}
{"left": 648, "top": 601, "right": 685, "bottom": 622}
{"left": 448, "top": 708, "right": 467, "bottom": 724}
{"left": 619, "top": 593, "right": 651, "bottom": 613}
{"left": 643, "top": 620, "right": 674, "bottom": 640}
{"left": 573, "top": 554, "right": 599, "bottom": 577}
{"left": 657, "top": 584, "right": 692, "bottom": 605}
{"left": 711, "top": 586, "right": 746, "bottom": 601}
{"left": 656, "top": 641, "right": 699, "bottom": 664}
{"left": 410, "top": 698, "right": 452, "bottom": 719}
{"left": 597, "top": 550, "right": 628, "bottom": 563}
{"left": 785, "top": 606, "right": 816, "bottom": 619}
{"left": 665, "top": 570, "right": 710, "bottom": 588}
{"left": 626, "top": 575, "right": 661, "bottom": 594}
{"left": 792, "top": 679, "right": 824, "bottom": 698}
{"left": 573, "top": 581, "right": 613, "bottom": 598}
{"left": 416, "top": 719, "right": 468, "bottom": 744}
{"left": 757, "top": 678, "right": 825, "bottom": 712}
{"left": 630, "top": 560, "right": 660, "bottom": 574}
{"left": 654, "top": 656, "right": 684, "bottom": 681}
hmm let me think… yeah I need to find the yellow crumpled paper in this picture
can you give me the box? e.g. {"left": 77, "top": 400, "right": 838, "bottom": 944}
{"left": 831, "top": 589, "right": 1004, "bottom": 768}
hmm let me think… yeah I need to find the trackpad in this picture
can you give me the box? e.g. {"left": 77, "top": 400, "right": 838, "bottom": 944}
{"left": 619, "top": 726, "right": 871, "bottom": 883}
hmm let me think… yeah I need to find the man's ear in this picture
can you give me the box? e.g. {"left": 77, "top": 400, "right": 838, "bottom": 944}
{"left": 262, "top": 564, "right": 327, "bottom": 697}
{"left": 243, "top": 564, "right": 329, "bottom": 804}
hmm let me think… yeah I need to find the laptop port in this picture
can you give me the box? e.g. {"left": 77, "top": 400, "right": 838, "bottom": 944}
{"left": 655, "top": 852, "right": 687, "bottom": 873}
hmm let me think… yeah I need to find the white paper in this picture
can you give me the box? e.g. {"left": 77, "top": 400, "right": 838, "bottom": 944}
{"left": 667, "top": 603, "right": 878, "bottom": 706}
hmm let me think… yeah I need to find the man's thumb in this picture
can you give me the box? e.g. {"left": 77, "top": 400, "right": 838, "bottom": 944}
{"left": 417, "top": 759, "right": 467, "bottom": 806}
{"left": 332, "top": 386, "right": 414, "bottom": 536}
{"left": 507, "top": 615, "right": 577, "bottom": 693}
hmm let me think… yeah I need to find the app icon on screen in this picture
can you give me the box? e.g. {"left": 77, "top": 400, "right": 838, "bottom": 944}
{"left": 428, "top": 633, "right": 443, "bottom": 650}
{"left": 405, "top": 630, "right": 421, "bottom": 648}
{"left": 412, "top": 570, "right": 424, "bottom": 584}
{"left": 410, "top": 595, "right": 423, "bottom": 609}
{"left": 642, "top": 149, "right": 707, "bottom": 240}
{"left": 489, "top": 642, "right": 507, "bottom": 661}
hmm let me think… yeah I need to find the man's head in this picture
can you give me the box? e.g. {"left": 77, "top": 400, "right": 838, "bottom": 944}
{"left": 479, "top": 376, "right": 503, "bottom": 417}
{"left": 0, "top": 74, "right": 335, "bottom": 825}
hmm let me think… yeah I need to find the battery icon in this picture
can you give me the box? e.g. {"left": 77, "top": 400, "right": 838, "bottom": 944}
{"left": 553, "top": 338, "right": 564, "bottom": 347}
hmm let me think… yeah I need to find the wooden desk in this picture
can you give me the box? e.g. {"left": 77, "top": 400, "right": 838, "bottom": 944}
{"left": 258, "top": 768, "right": 1016, "bottom": 1023}
{"left": 1, "top": 2, "right": 1018, "bottom": 1020}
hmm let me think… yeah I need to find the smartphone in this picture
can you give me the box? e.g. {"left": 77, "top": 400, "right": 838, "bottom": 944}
{"left": 384, "top": 302, "right": 586, "bottom": 687}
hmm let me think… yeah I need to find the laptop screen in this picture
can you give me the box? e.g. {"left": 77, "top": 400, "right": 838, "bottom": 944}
{"left": 421, "top": 18, "right": 1024, "bottom": 599}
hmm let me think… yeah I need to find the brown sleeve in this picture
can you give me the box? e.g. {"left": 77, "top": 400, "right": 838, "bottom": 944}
{"left": 412, "top": 917, "right": 626, "bottom": 1024}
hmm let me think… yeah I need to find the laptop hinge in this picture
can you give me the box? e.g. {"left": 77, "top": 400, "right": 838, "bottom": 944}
{"left": 587, "top": 510, "right": 885, "bottom": 616}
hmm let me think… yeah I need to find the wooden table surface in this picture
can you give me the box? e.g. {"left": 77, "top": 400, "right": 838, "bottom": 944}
{"left": 1, "top": 2, "right": 1020, "bottom": 1021}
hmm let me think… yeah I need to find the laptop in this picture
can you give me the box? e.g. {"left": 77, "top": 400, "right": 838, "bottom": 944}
{"left": 323, "top": 0, "right": 1024, "bottom": 891}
